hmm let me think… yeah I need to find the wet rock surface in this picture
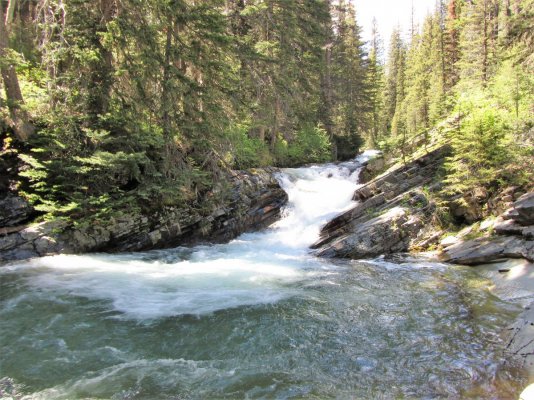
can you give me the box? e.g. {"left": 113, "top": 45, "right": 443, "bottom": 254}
{"left": 312, "top": 145, "right": 451, "bottom": 258}
{"left": 0, "top": 168, "right": 288, "bottom": 262}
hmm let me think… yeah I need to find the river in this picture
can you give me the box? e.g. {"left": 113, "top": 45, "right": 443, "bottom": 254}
{"left": 0, "top": 152, "right": 526, "bottom": 399}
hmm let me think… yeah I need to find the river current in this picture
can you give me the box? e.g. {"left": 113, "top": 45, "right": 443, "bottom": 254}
{"left": 0, "top": 152, "right": 526, "bottom": 399}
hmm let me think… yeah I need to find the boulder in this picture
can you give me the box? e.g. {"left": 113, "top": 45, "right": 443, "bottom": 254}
{"left": 448, "top": 196, "right": 484, "bottom": 224}
{"left": 440, "top": 235, "right": 460, "bottom": 248}
{"left": 494, "top": 219, "right": 534, "bottom": 238}
{"left": 358, "top": 154, "right": 386, "bottom": 183}
{"left": 513, "top": 192, "right": 534, "bottom": 226}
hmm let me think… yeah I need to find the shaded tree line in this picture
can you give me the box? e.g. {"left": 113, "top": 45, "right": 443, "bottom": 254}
{"left": 0, "top": 0, "right": 373, "bottom": 219}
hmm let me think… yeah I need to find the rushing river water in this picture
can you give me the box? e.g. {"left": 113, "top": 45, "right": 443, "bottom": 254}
{"left": 0, "top": 153, "right": 527, "bottom": 399}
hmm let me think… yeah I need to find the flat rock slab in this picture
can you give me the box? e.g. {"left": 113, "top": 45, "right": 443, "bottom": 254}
{"left": 504, "top": 303, "right": 534, "bottom": 380}
{"left": 475, "top": 259, "right": 534, "bottom": 306}
{"left": 441, "top": 236, "right": 534, "bottom": 265}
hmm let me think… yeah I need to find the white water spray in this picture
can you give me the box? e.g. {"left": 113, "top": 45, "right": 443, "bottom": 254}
{"left": 3, "top": 151, "right": 380, "bottom": 319}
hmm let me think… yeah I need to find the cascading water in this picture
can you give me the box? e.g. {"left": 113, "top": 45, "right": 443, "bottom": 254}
{"left": 0, "top": 152, "right": 526, "bottom": 399}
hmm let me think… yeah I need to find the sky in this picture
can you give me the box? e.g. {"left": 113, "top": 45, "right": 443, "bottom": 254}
{"left": 352, "top": 0, "right": 435, "bottom": 54}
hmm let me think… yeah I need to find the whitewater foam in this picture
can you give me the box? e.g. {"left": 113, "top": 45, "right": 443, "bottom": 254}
{"left": 2, "top": 152, "right": 378, "bottom": 319}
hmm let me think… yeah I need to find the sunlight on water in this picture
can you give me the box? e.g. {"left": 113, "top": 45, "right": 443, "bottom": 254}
{"left": 0, "top": 150, "right": 526, "bottom": 399}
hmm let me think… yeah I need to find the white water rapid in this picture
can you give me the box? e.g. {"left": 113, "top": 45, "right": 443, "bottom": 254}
{"left": 3, "top": 151, "right": 380, "bottom": 320}
{"left": 0, "top": 150, "right": 525, "bottom": 399}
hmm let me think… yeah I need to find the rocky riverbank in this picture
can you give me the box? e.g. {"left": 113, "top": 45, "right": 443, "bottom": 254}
{"left": 314, "top": 145, "right": 534, "bottom": 383}
{"left": 313, "top": 145, "right": 533, "bottom": 265}
{"left": 0, "top": 168, "right": 288, "bottom": 262}
{"left": 311, "top": 145, "right": 452, "bottom": 258}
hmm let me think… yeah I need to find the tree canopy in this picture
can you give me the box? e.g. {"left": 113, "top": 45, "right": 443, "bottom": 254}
{"left": 1, "top": 0, "right": 532, "bottom": 222}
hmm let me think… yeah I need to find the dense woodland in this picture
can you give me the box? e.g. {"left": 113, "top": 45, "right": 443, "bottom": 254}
{"left": 0, "top": 0, "right": 532, "bottom": 223}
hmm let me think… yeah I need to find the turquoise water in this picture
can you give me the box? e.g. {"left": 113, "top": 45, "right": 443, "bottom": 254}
{"left": 0, "top": 154, "right": 526, "bottom": 399}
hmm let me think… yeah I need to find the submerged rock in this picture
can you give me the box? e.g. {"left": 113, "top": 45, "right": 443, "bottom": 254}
{"left": 504, "top": 303, "right": 534, "bottom": 380}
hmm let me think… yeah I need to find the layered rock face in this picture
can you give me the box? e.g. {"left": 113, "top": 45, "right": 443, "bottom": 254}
{"left": 312, "top": 146, "right": 451, "bottom": 259}
{"left": 441, "top": 192, "right": 534, "bottom": 265}
{"left": 0, "top": 168, "right": 287, "bottom": 262}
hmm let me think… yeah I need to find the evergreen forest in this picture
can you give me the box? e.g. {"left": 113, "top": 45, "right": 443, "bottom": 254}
{"left": 1, "top": 0, "right": 533, "bottom": 224}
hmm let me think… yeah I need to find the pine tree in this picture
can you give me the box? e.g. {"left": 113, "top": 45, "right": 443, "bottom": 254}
{"left": 230, "top": 0, "right": 329, "bottom": 156}
{"left": 0, "top": 2, "right": 34, "bottom": 141}
{"left": 319, "top": 0, "right": 335, "bottom": 155}
{"left": 458, "top": 0, "right": 501, "bottom": 87}
{"left": 330, "top": 0, "right": 368, "bottom": 160}
{"left": 366, "top": 18, "right": 385, "bottom": 147}
{"left": 384, "top": 27, "right": 406, "bottom": 135}
{"left": 444, "top": 0, "right": 461, "bottom": 90}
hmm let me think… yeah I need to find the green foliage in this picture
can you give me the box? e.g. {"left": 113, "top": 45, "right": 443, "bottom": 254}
{"left": 286, "top": 125, "right": 332, "bottom": 166}
{"left": 444, "top": 103, "right": 511, "bottom": 193}
{"left": 376, "top": 0, "right": 533, "bottom": 199}
{"left": 3, "top": 0, "right": 532, "bottom": 228}
{"left": 223, "top": 124, "right": 272, "bottom": 169}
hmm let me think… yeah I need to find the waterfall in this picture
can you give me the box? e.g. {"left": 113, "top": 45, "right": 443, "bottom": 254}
{"left": 3, "top": 151, "right": 378, "bottom": 319}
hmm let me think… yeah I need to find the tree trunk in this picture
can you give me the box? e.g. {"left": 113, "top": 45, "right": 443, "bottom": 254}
{"left": 271, "top": 97, "right": 281, "bottom": 151}
{"left": 439, "top": 0, "right": 446, "bottom": 91}
{"left": 0, "top": 2, "right": 34, "bottom": 141}
{"left": 87, "top": 0, "right": 115, "bottom": 121}
{"left": 5, "top": 0, "right": 15, "bottom": 27}
{"left": 322, "top": 0, "right": 335, "bottom": 158}
{"left": 161, "top": 13, "right": 173, "bottom": 140}
{"left": 482, "top": 0, "right": 488, "bottom": 84}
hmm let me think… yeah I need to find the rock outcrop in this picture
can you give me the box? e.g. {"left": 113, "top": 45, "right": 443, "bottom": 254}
{"left": 357, "top": 153, "right": 386, "bottom": 184}
{"left": 441, "top": 192, "right": 534, "bottom": 265}
{"left": 312, "top": 145, "right": 451, "bottom": 258}
{"left": 0, "top": 168, "right": 287, "bottom": 262}
{"left": 0, "top": 194, "right": 34, "bottom": 228}
{"left": 441, "top": 236, "right": 534, "bottom": 265}
{"left": 315, "top": 207, "right": 424, "bottom": 259}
